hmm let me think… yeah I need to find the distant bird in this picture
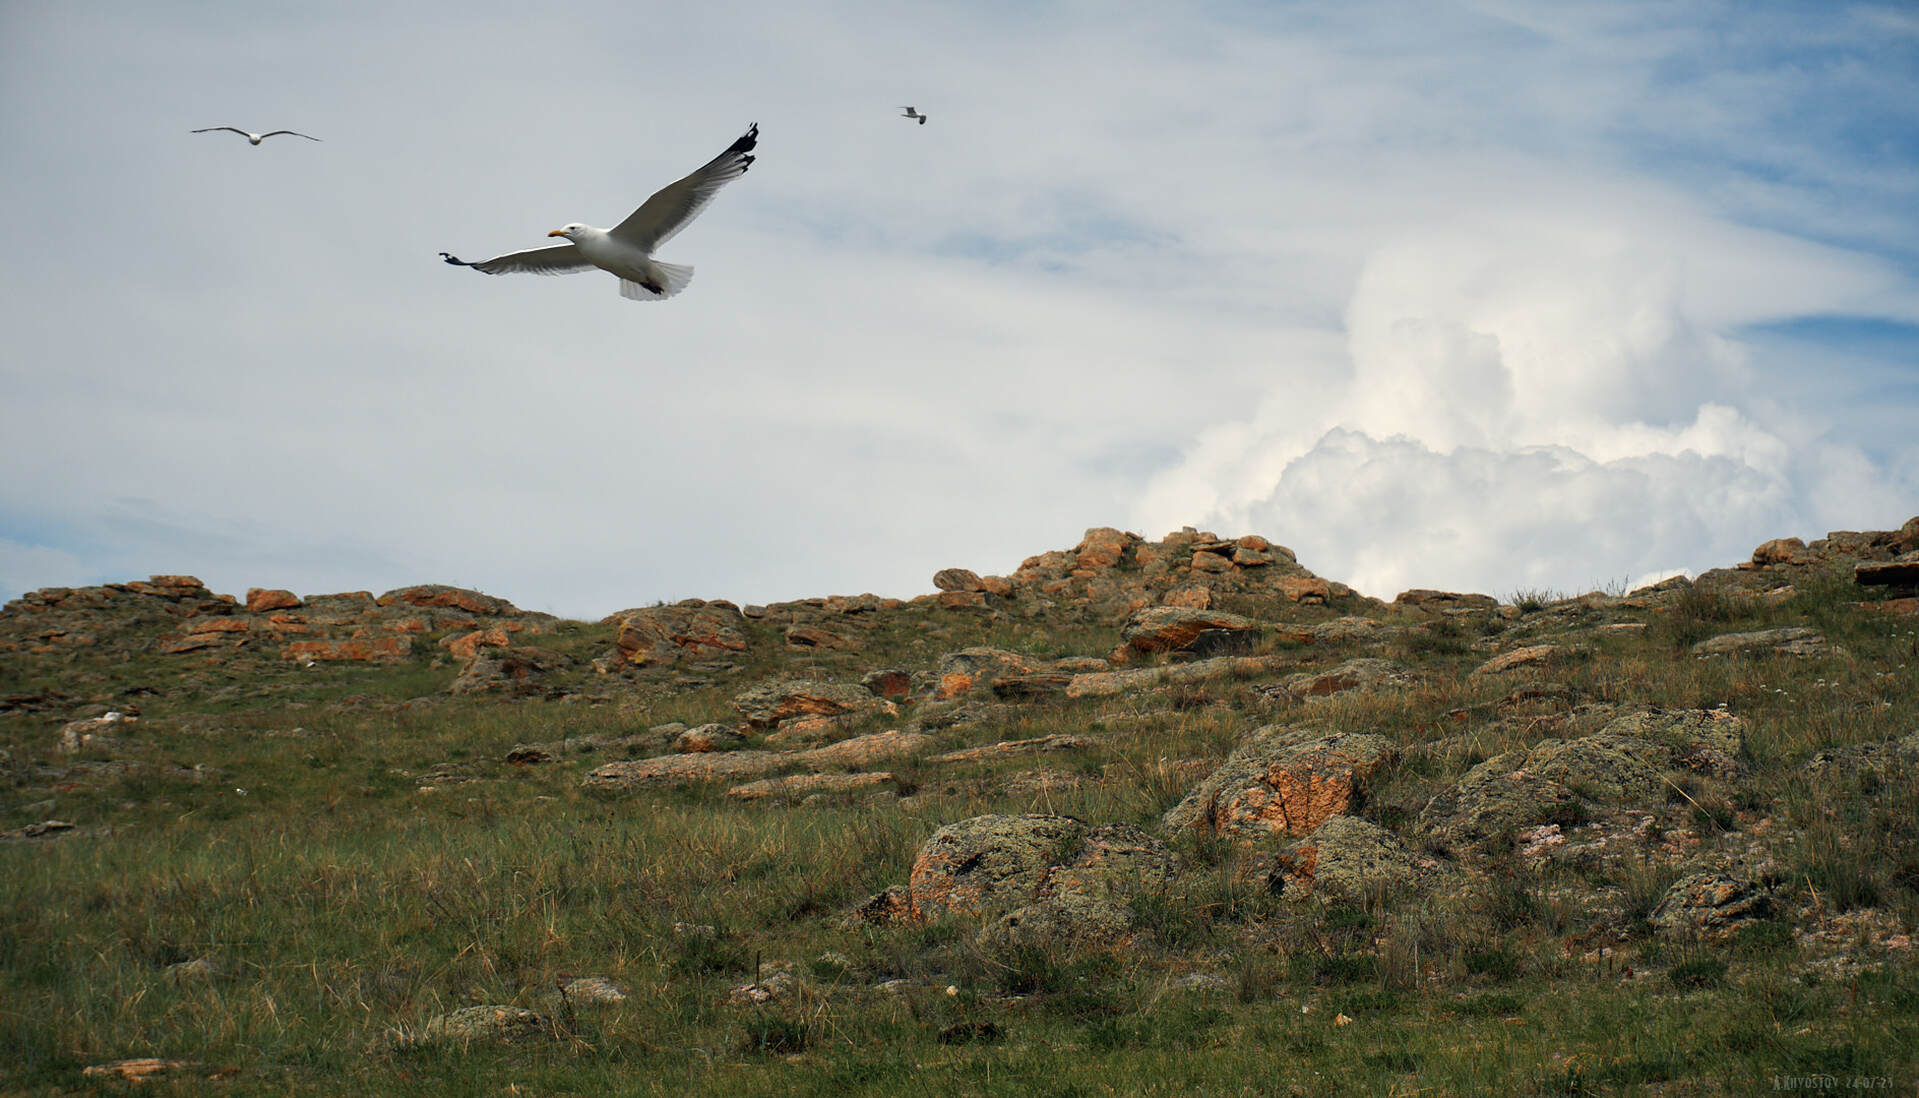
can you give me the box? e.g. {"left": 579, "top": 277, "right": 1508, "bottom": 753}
{"left": 900, "top": 106, "right": 928, "bottom": 125}
{"left": 439, "top": 123, "right": 759, "bottom": 302}
{"left": 192, "top": 126, "right": 322, "bottom": 145}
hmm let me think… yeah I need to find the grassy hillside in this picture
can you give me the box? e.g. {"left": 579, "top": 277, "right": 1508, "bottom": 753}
{"left": 3, "top": 526, "right": 1917, "bottom": 1095}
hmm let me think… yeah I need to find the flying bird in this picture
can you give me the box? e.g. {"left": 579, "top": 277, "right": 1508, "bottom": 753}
{"left": 192, "top": 126, "right": 322, "bottom": 145}
{"left": 900, "top": 106, "right": 927, "bottom": 125}
{"left": 439, "top": 123, "right": 759, "bottom": 302}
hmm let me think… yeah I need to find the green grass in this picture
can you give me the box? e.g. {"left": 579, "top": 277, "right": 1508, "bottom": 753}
{"left": 4, "top": 559, "right": 1919, "bottom": 1094}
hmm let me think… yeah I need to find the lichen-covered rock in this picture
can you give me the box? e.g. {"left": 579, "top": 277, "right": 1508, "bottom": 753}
{"left": 1112, "top": 607, "right": 1261, "bottom": 663}
{"left": 1038, "top": 823, "right": 1174, "bottom": 904}
{"left": 907, "top": 814, "right": 1086, "bottom": 922}
{"left": 410, "top": 1005, "right": 554, "bottom": 1046}
{"left": 1525, "top": 733, "right": 1669, "bottom": 804}
{"left": 1417, "top": 753, "right": 1581, "bottom": 855}
{"left": 931, "top": 648, "right": 1051, "bottom": 699}
{"left": 976, "top": 895, "right": 1135, "bottom": 956}
{"left": 1690, "top": 626, "right": 1832, "bottom": 658}
{"left": 1600, "top": 708, "right": 1746, "bottom": 776}
{"left": 1268, "top": 816, "right": 1447, "bottom": 901}
{"left": 1472, "top": 645, "right": 1565, "bottom": 676}
{"left": 610, "top": 602, "right": 748, "bottom": 666}
{"left": 1277, "top": 658, "right": 1421, "bottom": 700}
{"left": 1801, "top": 732, "right": 1919, "bottom": 781}
{"left": 449, "top": 646, "right": 571, "bottom": 695}
{"left": 1648, "top": 872, "right": 1774, "bottom": 939}
{"left": 731, "top": 679, "right": 894, "bottom": 729}
{"left": 675, "top": 724, "right": 748, "bottom": 753}
{"left": 1163, "top": 726, "right": 1397, "bottom": 839}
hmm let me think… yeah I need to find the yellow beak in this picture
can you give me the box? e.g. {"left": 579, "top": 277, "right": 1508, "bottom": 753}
{"left": 547, "top": 229, "right": 567, "bottom": 238}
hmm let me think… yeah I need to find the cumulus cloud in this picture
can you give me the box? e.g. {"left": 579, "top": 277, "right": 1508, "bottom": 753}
{"left": 1136, "top": 195, "right": 1919, "bottom": 598}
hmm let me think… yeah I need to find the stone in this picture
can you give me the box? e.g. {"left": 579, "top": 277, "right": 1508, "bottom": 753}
{"left": 1752, "top": 537, "right": 1809, "bottom": 565}
{"left": 378, "top": 585, "right": 518, "bottom": 615}
{"left": 675, "top": 723, "right": 748, "bottom": 753}
{"left": 977, "top": 895, "right": 1134, "bottom": 956}
{"left": 861, "top": 668, "right": 913, "bottom": 701}
{"left": 411, "top": 1005, "right": 554, "bottom": 1045}
{"left": 1112, "top": 607, "right": 1261, "bottom": 663}
{"left": 584, "top": 750, "right": 781, "bottom": 790}
{"left": 283, "top": 637, "right": 414, "bottom": 663}
{"left": 933, "top": 568, "right": 985, "bottom": 592}
{"left": 1856, "top": 558, "right": 1919, "bottom": 586}
{"left": 936, "top": 590, "right": 988, "bottom": 610}
{"left": 932, "top": 648, "right": 1049, "bottom": 699}
{"left": 1472, "top": 644, "right": 1565, "bottom": 676}
{"left": 560, "top": 976, "right": 629, "bottom": 1004}
{"left": 1601, "top": 708, "right": 1746, "bottom": 776}
{"left": 1690, "top": 626, "right": 1832, "bottom": 658}
{"left": 1394, "top": 589, "right": 1498, "bottom": 613}
{"left": 444, "top": 627, "right": 509, "bottom": 661}
{"left": 784, "top": 624, "right": 853, "bottom": 649}
{"left": 725, "top": 771, "right": 895, "bottom": 801}
{"left": 794, "top": 728, "right": 932, "bottom": 768}
{"left": 1163, "top": 727, "right": 1397, "bottom": 839}
{"left": 1648, "top": 872, "right": 1774, "bottom": 939}
{"left": 84, "top": 1060, "right": 195, "bottom": 1082}
{"left": 1268, "top": 816, "right": 1446, "bottom": 901}
{"left": 732, "top": 679, "right": 894, "bottom": 728}
{"left": 1191, "top": 551, "right": 1234, "bottom": 574}
{"left": 1277, "top": 658, "right": 1420, "bottom": 699}
{"left": 929, "top": 734, "right": 1098, "bottom": 764}
{"left": 907, "top": 814, "right": 1086, "bottom": 922}
{"left": 245, "top": 587, "right": 302, "bottom": 613}
{"left": 1163, "top": 586, "right": 1213, "bottom": 609}
{"left": 1277, "top": 577, "right": 1331, "bottom": 603}
{"left": 1075, "top": 527, "right": 1136, "bottom": 570}
{"left": 610, "top": 603, "right": 748, "bottom": 666}
{"left": 449, "top": 647, "right": 570, "bottom": 695}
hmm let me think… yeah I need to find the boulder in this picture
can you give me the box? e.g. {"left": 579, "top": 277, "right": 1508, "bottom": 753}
{"left": 1856, "top": 557, "right": 1919, "bottom": 586}
{"left": 1277, "top": 658, "right": 1420, "bottom": 699}
{"left": 1472, "top": 644, "right": 1565, "bottom": 676}
{"left": 378, "top": 585, "right": 517, "bottom": 616}
{"left": 1075, "top": 527, "right": 1137, "bottom": 570}
{"left": 1112, "top": 607, "right": 1261, "bottom": 663}
{"left": 932, "top": 648, "right": 1049, "bottom": 700}
{"left": 1417, "top": 731, "right": 1675, "bottom": 854}
{"left": 1600, "top": 708, "right": 1745, "bottom": 777}
{"left": 732, "top": 679, "right": 893, "bottom": 729}
{"left": 409, "top": 1005, "right": 554, "bottom": 1046}
{"left": 449, "top": 646, "right": 570, "bottom": 695}
{"left": 1690, "top": 627, "right": 1832, "bottom": 658}
{"left": 1648, "top": 872, "right": 1774, "bottom": 939}
{"left": 784, "top": 624, "right": 853, "bottom": 650}
{"left": 908, "top": 814, "right": 1086, "bottom": 922}
{"left": 1163, "top": 726, "right": 1397, "bottom": 839}
{"left": 611, "top": 603, "right": 748, "bottom": 666}
{"left": 675, "top": 724, "right": 748, "bottom": 753}
{"left": 976, "top": 895, "right": 1134, "bottom": 956}
{"left": 1268, "top": 815, "right": 1447, "bottom": 901}
{"left": 1394, "top": 589, "right": 1498, "bottom": 613}
{"left": 725, "top": 771, "right": 895, "bottom": 801}
{"left": 933, "top": 568, "right": 985, "bottom": 592}
{"left": 245, "top": 588, "right": 301, "bottom": 613}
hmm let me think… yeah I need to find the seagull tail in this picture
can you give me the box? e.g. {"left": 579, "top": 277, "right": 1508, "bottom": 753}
{"left": 619, "top": 261, "right": 695, "bottom": 302}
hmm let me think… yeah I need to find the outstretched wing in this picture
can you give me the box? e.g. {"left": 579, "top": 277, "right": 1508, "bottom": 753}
{"left": 192, "top": 127, "right": 253, "bottom": 138}
{"left": 608, "top": 123, "right": 758, "bottom": 253}
{"left": 439, "top": 244, "right": 593, "bottom": 276}
{"left": 260, "top": 130, "right": 322, "bottom": 142}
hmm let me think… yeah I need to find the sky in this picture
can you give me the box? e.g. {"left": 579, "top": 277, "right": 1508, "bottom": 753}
{"left": 2, "top": 0, "right": 1916, "bottom": 620}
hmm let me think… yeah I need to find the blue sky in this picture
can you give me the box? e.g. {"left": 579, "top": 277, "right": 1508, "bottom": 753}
{"left": 1, "top": 0, "right": 1915, "bottom": 617}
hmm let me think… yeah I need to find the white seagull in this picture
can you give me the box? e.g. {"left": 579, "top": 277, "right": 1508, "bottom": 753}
{"left": 900, "top": 106, "right": 927, "bottom": 125}
{"left": 192, "top": 126, "right": 322, "bottom": 145}
{"left": 440, "top": 123, "right": 759, "bottom": 302}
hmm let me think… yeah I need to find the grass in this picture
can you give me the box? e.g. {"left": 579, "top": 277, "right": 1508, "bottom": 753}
{"left": 4, "top": 558, "right": 1918, "bottom": 1094}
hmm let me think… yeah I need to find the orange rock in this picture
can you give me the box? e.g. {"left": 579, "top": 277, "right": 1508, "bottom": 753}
{"left": 1278, "top": 577, "right": 1331, "bottom": 603}
{"left": 1164, "top": 587, "right": 1212, "bottom": 609}
{"left": 188, "top": 617, "right": 248, "bottom": 634}
{"left": 246, "top": 588, "right": 301, "bottom": 613}
{"left": 445, "top": 628, "right": 510, "bottom": 661}
{"left": 1191, "top": 551, "right": 1233, "bottom": 573}
{"left": 937, "top": 590, "right": 987, "bottom": 610}
{"left": 282, "top": 638, "right": 413, "bottom": 662}
{"left": 385, "top": 617, "right": 430, "bottom": 634}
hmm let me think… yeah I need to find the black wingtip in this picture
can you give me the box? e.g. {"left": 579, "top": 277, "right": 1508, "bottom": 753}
{"left": 439, "top": 252, "right": 470, "bottom": 267}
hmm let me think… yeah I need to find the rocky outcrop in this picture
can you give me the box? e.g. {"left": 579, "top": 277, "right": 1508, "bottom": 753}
{"left": 1163, "top": 726, "right": 1397, "bottom": 839}
{"left": 731, "top": 679, "right": 895, "bottom": 729}
{"left": 1648, "top": 872, "right": 1775, "bottom": 939}
{"left": 1111, "top": 607, "right": 1262, "bottom": 662}
{"left": 609, "top": 601, "right": 747, "bottom": 666}
{"left": 1268, "top": 815, "right": 1449, "bottom": 901}
{"left": 1275, "top": 658, "right": 1422, "bottom": 700}
{"left": 1691, "top": 627, "right": 1833, "bottom": 658}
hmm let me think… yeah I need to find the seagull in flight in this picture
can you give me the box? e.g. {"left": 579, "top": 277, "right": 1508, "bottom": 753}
{"left": 439, "top": 123, "right": 759, "bottom": 302}
{"left": 192, "top": 126, "right": 322, "bottom": 145}
{"left": 900, "top": 106, "right": 927, "bottom": 125}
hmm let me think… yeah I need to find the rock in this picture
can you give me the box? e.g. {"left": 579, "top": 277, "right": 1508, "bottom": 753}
{"left": 444, "top": 627, "right": 509, "bottom": 661}
{"left": 1039, "top": 823, "right": 1174, "bottom": 903}
{"left": 610, "top": 603, "right": 748, "bottom": 666}
{"left": 1418, "top": 756, "right": 1581, "bottom": 855}
{"left": 1601, "top": 708, "right": 1746, "bottom": 776}
{"left": 1690, "top": 627, "right": 1832, "bottom": 658}
{"left": 283, "top": 637, "right": 414, "bottom": 663}
{"left": 725, "top": 771, "right": 895, "bottom": 801}
{"left": 1191, "top": 551, "right": 1234, "bottom": 574}
{"left": 1164, "top": 586, "right": 1213, "bottom": 609}
{"left": 167, "top": 957, "right": 223, "bottom": 981}
{"left": 977, "top": 894, "right": 1134, "bottom": 955}
{"left": 1802, "top": 732, "right": 1919, "bottom": 780}
{"left": 1524, "top": 733, "right": 1670, "bottom": 803}
{"left": 560, "top": 976, "right": 629, "bottom": 1004}
{"left": 861, "top": 668, "right": 913, "bottom": 701}
{"left": 932, "top": 648, "right": 1049, "bottom": 700}
{"left": 1394, "top": 589, "right": 1498, "bottom": 613}
{"left": 584, "top": 750, "right": 781, "bottom": 790}
{"left": 1648, "top": 872, "right": 1773, "bottom": 939}
{"left": 1163, "top": 726, "right": 1397, "bottom": 839}
{"left": 1856, "top": 558, "right": 1919, "bottom": 586}
{"left": 379, "top": 585, "right": 518, "bottom": 615}
{"left": 1472, "top": 644, "right": 1565, "bottom": 676}
{"left": 449, "top": 646, "right": 571, "bottom": 695}
{"left": 732, "top": 679, "right": 895, "bottom": 729}
{"left": 57, "top": 712, "right": 138, "bottom": 754}
{"left": 1075, "top": 527, "right": 1137, "bottom": 570}
{"left": 1271, "top": 816, "right": 1443, "bottom": 901}
{"left": 245, "top": 588, "right": 301, "bottom": 613}
{"left": 4, "top": 819, "right": 76, "bottom": 840}
{"left": 411, "top": 1005, "right": 554, "bottom": 1045}
{"left": 83, "top": 1060, "right": 195, "bottom": 1082}
{"left": 795, "top": 729, "right": 932, "bottom": 768}
{"left": 906, "top": 814, "right": 1086, "bottom": 922}
{"left": 1751, "top": 537, "right": 1810, "bottom": 565}
{"left": 991, "top": 673, "right": 1074, "bottom": 700}
{"left": 1277, "top": 658, "right": 1420, "bottom": 700}
{"left": 785, "top": 624, "right": 853, "bottom": 649}
{"left": 675, "top": 724, "right": 748, "bottom": 753}
{"left": 933, "top": 568, "right": 985, "bottom": 592}
{"left": 1277, "top": 576, "right": 1331, "bottom": 603}
{"left": 1112, "top": 607, "right": 1261, "bottom": 663}
{"left": 929, "top": 734, "right": 1098, "bottom": 764}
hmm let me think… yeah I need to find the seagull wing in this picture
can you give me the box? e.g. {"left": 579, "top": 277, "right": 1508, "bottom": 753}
{"left": 608, "top": 123, "right": 758, "bottom": 253}
{"left": 439, "top": 243, "right": 594, "bottom": 276}
{"left": 259, "top": 130, "right": 322, "bottom": 142}
{"left": 192, "top": 127, "right": 254, "bottom": 138}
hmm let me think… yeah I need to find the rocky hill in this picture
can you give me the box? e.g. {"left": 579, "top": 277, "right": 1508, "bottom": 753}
{"left": 3, "top": 518, "right": 1917, "bottom": 1093}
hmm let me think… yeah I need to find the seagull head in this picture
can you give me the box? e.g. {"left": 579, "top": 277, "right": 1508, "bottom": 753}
{"left": 549, "top": 223, "right": 588, "bottom": 240}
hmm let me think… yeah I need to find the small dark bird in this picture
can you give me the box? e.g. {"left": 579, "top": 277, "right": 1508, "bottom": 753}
{"left": 192, "top": 127, "right": 322, "bottom": 145}
{"left": 900, "top": 106, "right": 928, "bottom": 125}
